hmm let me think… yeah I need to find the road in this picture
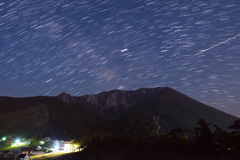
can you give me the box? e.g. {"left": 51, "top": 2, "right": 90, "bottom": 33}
{"left": 30, "top": 151, "right": 68, "bottom": 160}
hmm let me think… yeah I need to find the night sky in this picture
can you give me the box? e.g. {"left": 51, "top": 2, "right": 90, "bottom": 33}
{"left": 0, "top": 0, "right": 240, "bottom": 117}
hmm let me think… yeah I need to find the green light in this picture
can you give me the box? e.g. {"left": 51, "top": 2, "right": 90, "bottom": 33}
{"left": 2, "top": 137, "right": 6, "bottom": 141}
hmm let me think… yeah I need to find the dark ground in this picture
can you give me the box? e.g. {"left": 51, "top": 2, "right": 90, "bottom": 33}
{"left": 52, "top": 146, "right": 240, "bottom": 160}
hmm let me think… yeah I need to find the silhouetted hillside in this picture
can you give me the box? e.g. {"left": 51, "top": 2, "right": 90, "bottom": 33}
{"left": 0, "top": 87, "right": 237, "bottom": 138}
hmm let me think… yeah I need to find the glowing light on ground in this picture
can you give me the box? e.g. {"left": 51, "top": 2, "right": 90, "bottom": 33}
{"left": 12, "top": 139, "right": 26, "bottom": 146}
{"left": 64, "top": 143, "right": 79, "bottom": 152}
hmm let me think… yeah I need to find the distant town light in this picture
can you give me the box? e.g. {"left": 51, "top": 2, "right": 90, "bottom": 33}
{"left": 64, "top": 143, "right": 79, "bottom": 152}
{"left": 52, "top": 140, "right": 60, "bottom": 151}
{"left": 12, "top": 138, "right": 25, "bottom": 146}
{"left": 16, "top": 139, "right": 20, "bottom": 143}
{"left": 64, "top": 144, "right": 71, "bottom": 152}
{"left": 54, "top": 145, "right": 60, "bottom": 151}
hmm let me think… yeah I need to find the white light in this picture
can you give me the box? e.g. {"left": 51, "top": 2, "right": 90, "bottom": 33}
{"left": 121, "top": 48, "right": 128, "bottom": 52}
{"left": 16, "top": 139, "right": 20, "bottom": 143}
{"left": 45, "top": 79, "right": 52, "bottom": 83}
{"left": 54, "top": 145, "right": 59, "bottom": 151}
{"left": 64, "top": 144, "right": 71, "bottom": 152}
{"left": 12, "top": 139, "right": 25, "bottom": 146}
{"left": 52, "top": 141, "right": 60, "bottom": 151}
{"left": 118, "top": 86, "right": 124, "bottom": 90}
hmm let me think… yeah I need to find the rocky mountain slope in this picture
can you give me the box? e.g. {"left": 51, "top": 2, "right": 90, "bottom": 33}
{"left": 57, "top": 87, "right": 167, "bottom": 113}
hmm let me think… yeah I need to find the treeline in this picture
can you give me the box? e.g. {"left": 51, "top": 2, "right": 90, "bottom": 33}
{"left": 77, "top": 119, "right": 240, "bottom": 155}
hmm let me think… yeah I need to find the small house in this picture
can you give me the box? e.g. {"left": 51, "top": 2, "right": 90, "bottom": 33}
{"left": 63, "top": 141, "right": 79, "bottom": 152}
{"left": 5, "top": 150, "right": 22, "bottom": 160}
{"left": 0, "top": 151, "right": 9, "bottom": 160}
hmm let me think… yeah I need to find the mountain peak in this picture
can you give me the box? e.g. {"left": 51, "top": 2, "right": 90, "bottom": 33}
{"left": 57, "top": 92, "right": 74, "bottom": 103}
{"left": 58, "top": 92, "right": 71, "bottom": 97}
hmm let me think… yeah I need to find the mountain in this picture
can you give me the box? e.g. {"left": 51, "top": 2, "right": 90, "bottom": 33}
{"left": 0, "top": 87, "right": 237, "bottom": 138}
{"left": 57, "top": 87, "right": 168, "bottom": 115}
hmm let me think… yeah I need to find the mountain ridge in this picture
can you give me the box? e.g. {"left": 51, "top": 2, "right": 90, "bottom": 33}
{"left": 57, "top": 87, "right": 170, "bottom": 113}
{"left": 0, "top": 87, "right": 238, "bottom": 138}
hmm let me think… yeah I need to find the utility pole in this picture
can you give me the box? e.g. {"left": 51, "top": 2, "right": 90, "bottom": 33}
{"left": 153, "top": 116, "right": 161, "bottom": 136}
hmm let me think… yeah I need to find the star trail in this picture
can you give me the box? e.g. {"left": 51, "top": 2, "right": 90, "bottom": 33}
{"left": 0, "top": 0, "right": 240, "bottom": 117}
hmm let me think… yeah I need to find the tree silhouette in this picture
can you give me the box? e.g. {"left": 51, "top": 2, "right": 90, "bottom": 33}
{"left": 167, "top": 127, "right": 192, "bottom": 153}
{"left": 228, "top": 119, "right": 240, "bottom": 152}
{"left": 213, "top": 124, "right": 233, "bottom": 153}
{"left": 194, "top": 119, "right": 215, "bottom": 154}
{"left": 228, "top": 119, "right": 240, "bottom": 135}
